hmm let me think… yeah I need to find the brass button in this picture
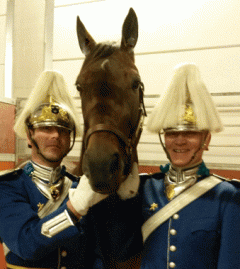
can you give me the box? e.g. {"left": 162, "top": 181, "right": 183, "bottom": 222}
{"left": 170, "top": 229, "right": 177, "bottom": 235}
{"left": 169, "top": 262, "right": 176, "bottom": 268}
{"left": 173, "top": 214, "right": 179, "bottom": 220}
{"left": 61, "top": 250, "right": 67, "bottom": 257}
{"left": 170, "top": 245, "right": 177, "bottom": 252}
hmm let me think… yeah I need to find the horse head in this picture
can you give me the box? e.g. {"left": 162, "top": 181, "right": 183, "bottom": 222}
{"left": 75, "top": 8, "right": 146, "bottom": 194}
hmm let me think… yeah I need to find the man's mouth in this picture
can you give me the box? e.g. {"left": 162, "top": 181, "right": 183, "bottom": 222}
{"left": 47, "top": 144, "right": 60, "bottom": 148}
{"left": 173, "top": 149, "right": 189, "bottom": 153}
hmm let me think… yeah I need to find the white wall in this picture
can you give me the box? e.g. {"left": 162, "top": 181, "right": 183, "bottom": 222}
{"left": 12, "top": 0, "right": 48, "bottom": 99}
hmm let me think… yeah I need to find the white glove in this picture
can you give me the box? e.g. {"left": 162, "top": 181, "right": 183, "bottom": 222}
{"left": 69, "top": 175, "right": 108, "bottom": 216}
{"left": 117, "top": 162, "right": 140, "bottom": 200}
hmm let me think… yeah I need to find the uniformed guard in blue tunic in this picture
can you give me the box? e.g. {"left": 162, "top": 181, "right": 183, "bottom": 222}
{"left": 140, "top": 63, "right": 240, "bottom": 269}
{"left": 0, "top": 70, "right": 89, "bottom": 269}
{"left": 0, "top": 70, "right": 143, "bottom": 269}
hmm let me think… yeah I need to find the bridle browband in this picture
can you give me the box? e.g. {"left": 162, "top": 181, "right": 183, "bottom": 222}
{"left": 83, "top": 82, "right": 147, "bottom": 166}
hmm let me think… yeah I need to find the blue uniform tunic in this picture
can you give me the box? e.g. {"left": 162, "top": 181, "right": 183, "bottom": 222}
{"left": 0, "top": 165, "right": 91, "bottom": 268}
{"left": 140, "top": 164, "right": 240, "bottom": 269}
{"left": 0, "top": 164, "right": 143, "bottom": 269}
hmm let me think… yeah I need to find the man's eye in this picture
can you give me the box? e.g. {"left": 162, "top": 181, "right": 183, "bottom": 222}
{"left": 184, "top": 131, "right": 199, "bottom": 137}
{"left": 59, "top": 128, "right": 71, "bottom": 135}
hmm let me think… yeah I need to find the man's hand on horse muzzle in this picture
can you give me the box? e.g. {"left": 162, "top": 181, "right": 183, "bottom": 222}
{"left": 68, "top": 175, "right": 109, "bottom": 217}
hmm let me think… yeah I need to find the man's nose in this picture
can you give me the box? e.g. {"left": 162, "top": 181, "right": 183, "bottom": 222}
{"left": 175, "top": 133, "right": 187, "bottom": 144}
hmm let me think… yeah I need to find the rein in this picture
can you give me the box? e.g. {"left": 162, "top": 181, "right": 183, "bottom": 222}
{"left": 84, "top": 82, "right": 146, "bottom": 161}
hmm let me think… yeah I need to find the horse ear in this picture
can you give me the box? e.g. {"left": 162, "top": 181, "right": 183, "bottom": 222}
{"left": 121, "top": 8, "right": 138, "bottom": 52}
{"left": 76, "top": 16, "right": 96, "bottom": 56}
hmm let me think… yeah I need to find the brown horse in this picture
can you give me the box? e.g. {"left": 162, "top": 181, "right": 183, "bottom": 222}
{"left": 75, "top": 8, "right": 146, "bottom": 195}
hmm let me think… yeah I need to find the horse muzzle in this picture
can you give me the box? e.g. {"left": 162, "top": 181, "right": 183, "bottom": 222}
{"left": 82, "top": 132, "right": 126, "bottom": 194}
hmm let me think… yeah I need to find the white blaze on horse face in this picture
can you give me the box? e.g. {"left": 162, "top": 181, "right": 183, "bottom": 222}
{"left": 101, "top": 59, "right": 110, "bottom": 70}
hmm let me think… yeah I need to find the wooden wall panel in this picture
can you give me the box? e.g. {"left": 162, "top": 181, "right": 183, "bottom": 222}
{"left": 0, "top": 161, "right": 15, "bottom": 170}
{"left": 0, "top": 102, "right": 15, "bottom": 170}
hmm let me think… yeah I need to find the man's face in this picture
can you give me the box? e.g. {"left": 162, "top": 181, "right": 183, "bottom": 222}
{"left": 164, "top": 131, "right": 211, "bottom": 168}
{"left": 28, "top": 126, "right": 71, "bottom": 167}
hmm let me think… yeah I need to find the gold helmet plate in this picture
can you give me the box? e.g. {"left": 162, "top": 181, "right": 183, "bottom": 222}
{"left": 27, "top": 95, "right": 75, "bottom": 131}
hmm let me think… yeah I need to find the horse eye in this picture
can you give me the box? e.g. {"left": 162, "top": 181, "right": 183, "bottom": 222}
{"left": 132, "top": 80, "right": 141, "bottom": 91}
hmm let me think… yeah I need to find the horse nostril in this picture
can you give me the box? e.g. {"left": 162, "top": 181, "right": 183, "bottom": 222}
{"left": 109, "top": 153, "right": 120, "bottom": 174}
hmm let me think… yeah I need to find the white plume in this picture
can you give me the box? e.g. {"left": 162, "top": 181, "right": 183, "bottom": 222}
{"left": 14, "top": 70, "right": 81, "bottom": 139}
{"left": 147, "top": 63, "right": 223, "bottom": 133}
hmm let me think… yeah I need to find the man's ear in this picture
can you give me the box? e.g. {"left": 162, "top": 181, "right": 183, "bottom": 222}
{"left": 26, "top": 129, "right": 33, "bottom": 148}
{"left": 203, "top": 132, "right": 211, "bottom": 151}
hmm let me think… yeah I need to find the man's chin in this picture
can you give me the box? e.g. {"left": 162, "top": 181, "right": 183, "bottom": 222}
{"left": 42, "top": 154, "right": 65, "bottom": 164}
{"left": 172, "top": 158, "right": 202, "bottom": 169}
{"left": 171, "top": 158, "right": 193, "bottom": 168}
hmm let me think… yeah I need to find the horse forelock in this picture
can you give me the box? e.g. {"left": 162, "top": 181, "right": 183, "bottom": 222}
{"left": 83, "top": 42, "right": 136, "bottom": 70}
{"left": 86, "top": 43, "right": 118, "bottom": 63}
{"left": 78, "top": 43, "right": 119, "bottom": 82}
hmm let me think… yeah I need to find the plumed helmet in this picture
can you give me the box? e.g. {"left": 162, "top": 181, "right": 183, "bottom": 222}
{"left": 147, "top": 63, "right": 223, "bottom": 133}
{"left": 14, "top": 70, "right": 81, "bottom": 139}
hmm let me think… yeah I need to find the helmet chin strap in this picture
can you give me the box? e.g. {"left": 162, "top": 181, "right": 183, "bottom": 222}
{"left": 159, "top": 132, "right": 207, "bottom": 168}
{"left": 159, "top": 132, "right": 171, "bottom": 161}
{"left": 27, "top": 128, "right": 76, "bottom": 164}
